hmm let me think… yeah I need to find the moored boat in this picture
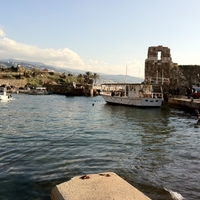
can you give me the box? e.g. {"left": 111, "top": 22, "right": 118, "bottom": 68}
{"left": 29, "top": 86, "right": 50, "bottom": 95}
{"left": 101, "top": 82, "right": 163, "bottom": 107}
{"left": 0, "top": 87, "right": 13, "bottom": 101}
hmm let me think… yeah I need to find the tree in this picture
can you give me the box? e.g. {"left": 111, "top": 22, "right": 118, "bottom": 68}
{"left": 93, "top": 73, "right": 99, "bottom": 85}
{"left": 83, "top": 71, "right": 99, "bottom": 84}
{"left": 84, "top": 71, "right": 92, "bottom": 84}
{"left": 77, "top": 74, "right": 84, "bottom": 83}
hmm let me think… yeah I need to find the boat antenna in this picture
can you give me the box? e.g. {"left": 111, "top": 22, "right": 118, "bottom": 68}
{"left": 139, "top": 67, "right": 140, "bottom": 82}
{"left": 125, "top": 66, "right": 127, "bottom": 83}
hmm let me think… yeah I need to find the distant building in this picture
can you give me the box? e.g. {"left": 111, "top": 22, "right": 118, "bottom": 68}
{"left": 42, "top": 68, "right": 49, "bottom": 72}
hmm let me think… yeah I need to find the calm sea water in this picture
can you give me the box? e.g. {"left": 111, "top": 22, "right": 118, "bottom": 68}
{"left": 0, "top": 94, "right": 200, "bottom": 200}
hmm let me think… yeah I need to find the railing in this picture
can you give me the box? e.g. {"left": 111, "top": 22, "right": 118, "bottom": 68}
{"left": 145, "top": 77, "right": 170, "bottom": 85}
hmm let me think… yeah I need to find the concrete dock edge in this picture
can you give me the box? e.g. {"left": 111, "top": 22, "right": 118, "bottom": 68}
{"left": 168, "top": 97, "right": 200, "bottom": 111}
{"left": 51, "top": 172, "right": 151, "bottom": 200}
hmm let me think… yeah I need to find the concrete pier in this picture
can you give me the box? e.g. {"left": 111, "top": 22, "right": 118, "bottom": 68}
{"left": 51, "top": 172, "right": 151, "bottom": 200}
{"left": 168, "top": 96, "right": 200, "bottom": 111}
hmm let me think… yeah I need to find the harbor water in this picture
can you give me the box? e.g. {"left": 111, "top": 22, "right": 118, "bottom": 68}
{"left": 0, "top": 94, "right": 200, "bottom": 200}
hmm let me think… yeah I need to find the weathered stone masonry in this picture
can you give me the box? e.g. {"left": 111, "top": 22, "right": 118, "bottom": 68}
{"left": 145, "top": 45, "right": 173, "bottom": 84}
{"left": 144, "top": 45, "right": 200, "bottom": 95}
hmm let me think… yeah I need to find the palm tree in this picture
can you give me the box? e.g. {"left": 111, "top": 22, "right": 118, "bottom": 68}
{"left": 77, "top": 74, "right": 84, "bottom": 83}
{"left": 93, "top": 73, "right": 99, "bottom": 85}
{"left": 84, "top": 71, "right": 92, "bottom": 84}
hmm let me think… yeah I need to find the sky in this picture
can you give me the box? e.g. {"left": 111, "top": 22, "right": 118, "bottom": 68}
{"left": 0, "top": 0, "right": 200, "bottom": 78}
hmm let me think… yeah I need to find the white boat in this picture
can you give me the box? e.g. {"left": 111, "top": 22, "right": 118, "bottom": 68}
{"left": 29, "top": 86, "right": 50, "bottom": 95}
{"left": 101, "top": 83, "right": 163, "bottom": 107}
{"left": 0, "top": 87, "right": 13, "bottom": 101}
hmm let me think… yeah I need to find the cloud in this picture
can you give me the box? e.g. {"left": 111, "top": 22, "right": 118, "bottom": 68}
{"left": 0, "top": 27, "right": 143, "bottom": 77}
{"left": 0, "top": 36, "right": 84, "bottom": 69}
{"left": 0, "top": 27, "right": 6, "bottom": 37}
{"left": 125, "top": 60, "right": 144, "bottom": 78}
{"left": 85, "top": 59, "right": 144, "bottom": 77}
{"left": 86, "top": 59, "right": 123, "bottom": 75}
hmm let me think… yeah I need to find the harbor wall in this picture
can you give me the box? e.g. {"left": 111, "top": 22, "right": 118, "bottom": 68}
{"left": 168, "top": 97, "right": 200, "bottom": 111}
{"left": 0, "top": 79, "right": 100, "bottom": 96}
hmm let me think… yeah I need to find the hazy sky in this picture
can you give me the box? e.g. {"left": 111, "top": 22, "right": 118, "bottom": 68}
{"left": 0, "top": 0, "right": 200, "bottom": 77}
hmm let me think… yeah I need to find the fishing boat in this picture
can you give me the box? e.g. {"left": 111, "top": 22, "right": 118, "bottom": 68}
{"left": 29, "top": 86, "right": 50, "bottom": 95}
{"left": 101, "top": 82, "right": 163, "bottom": 107}
{"left": 0, "top": 87, "right": 13, "bottom": 101}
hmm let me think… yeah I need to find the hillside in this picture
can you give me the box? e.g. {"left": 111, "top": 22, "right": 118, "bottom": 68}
{"left": 0, "top": 59, "right": 143, "bottom": 84}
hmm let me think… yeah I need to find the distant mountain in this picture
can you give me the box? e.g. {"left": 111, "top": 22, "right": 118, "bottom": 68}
{"left": 0, "top": 59, "right": 143, "bottom": 84}
{"left": 0, "top": 59, "right": 60, "bottom": 72}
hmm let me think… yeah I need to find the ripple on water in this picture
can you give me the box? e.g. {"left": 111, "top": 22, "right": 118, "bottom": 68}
{"left": 0, "top": 95, "right": 200, "bottom": 200}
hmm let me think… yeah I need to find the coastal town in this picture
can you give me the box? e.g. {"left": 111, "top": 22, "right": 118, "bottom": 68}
{"left": 1, "top": 45, "right": 200, "bottom": 200}
{"left": 1, "top": 45, "right": 200, "bottom": 112}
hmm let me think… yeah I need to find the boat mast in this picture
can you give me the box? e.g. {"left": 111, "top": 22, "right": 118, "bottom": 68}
{"left": 139, "top": 67, "right": 141, "bottom": 82}
{"left": 156, "top": 70, "right": 158, "bottom": 84}
{"left": 125, "top": 66, "right": 127, "bottom": 83}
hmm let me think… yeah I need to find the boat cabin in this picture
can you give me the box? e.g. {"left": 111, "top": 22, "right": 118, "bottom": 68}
{"left": 101, "top": 83, "right": 163, "bottom": 99}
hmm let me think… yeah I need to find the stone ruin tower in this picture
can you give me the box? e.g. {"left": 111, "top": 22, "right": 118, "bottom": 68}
{"left": 145, "top": 45, "right": 174, "bottom": 85}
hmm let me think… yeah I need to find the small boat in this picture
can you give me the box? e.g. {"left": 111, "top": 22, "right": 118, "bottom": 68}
{"left": 0, "top": 87, "right": 13, "bottom": 101}
{"left": 101, "top": 82, "right": 163, "bottom": 107}
{"left": 29, "top": 86, "right": 50, "bottom": 95}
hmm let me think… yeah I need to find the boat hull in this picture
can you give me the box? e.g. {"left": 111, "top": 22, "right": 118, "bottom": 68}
{"left": 0, "top": 88, "right": 13, "bottom": 101}
{"left": 0, "top": 95, "right": 8, "bottom": 101}
{"left": 0, "top": 95, "right": 13, "bottom": 101}
{"left": 29, "top": 91, "right": 49, "bottom": 95}
{"left": 101, "top": 94, "right": 162, "bottom": 107}
{"left": 29, "top": 87, "right": 51, "bottom": 95}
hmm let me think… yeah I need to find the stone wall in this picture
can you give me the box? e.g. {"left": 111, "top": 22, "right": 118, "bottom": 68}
{"left": 0, "top": 79, "right": 27, "bottom": 87}
{"left": 144, "top": 45, "right": 200, "bottom": 95}
{"left": 145, "top": 45, "right": 173, "bottom": 84}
